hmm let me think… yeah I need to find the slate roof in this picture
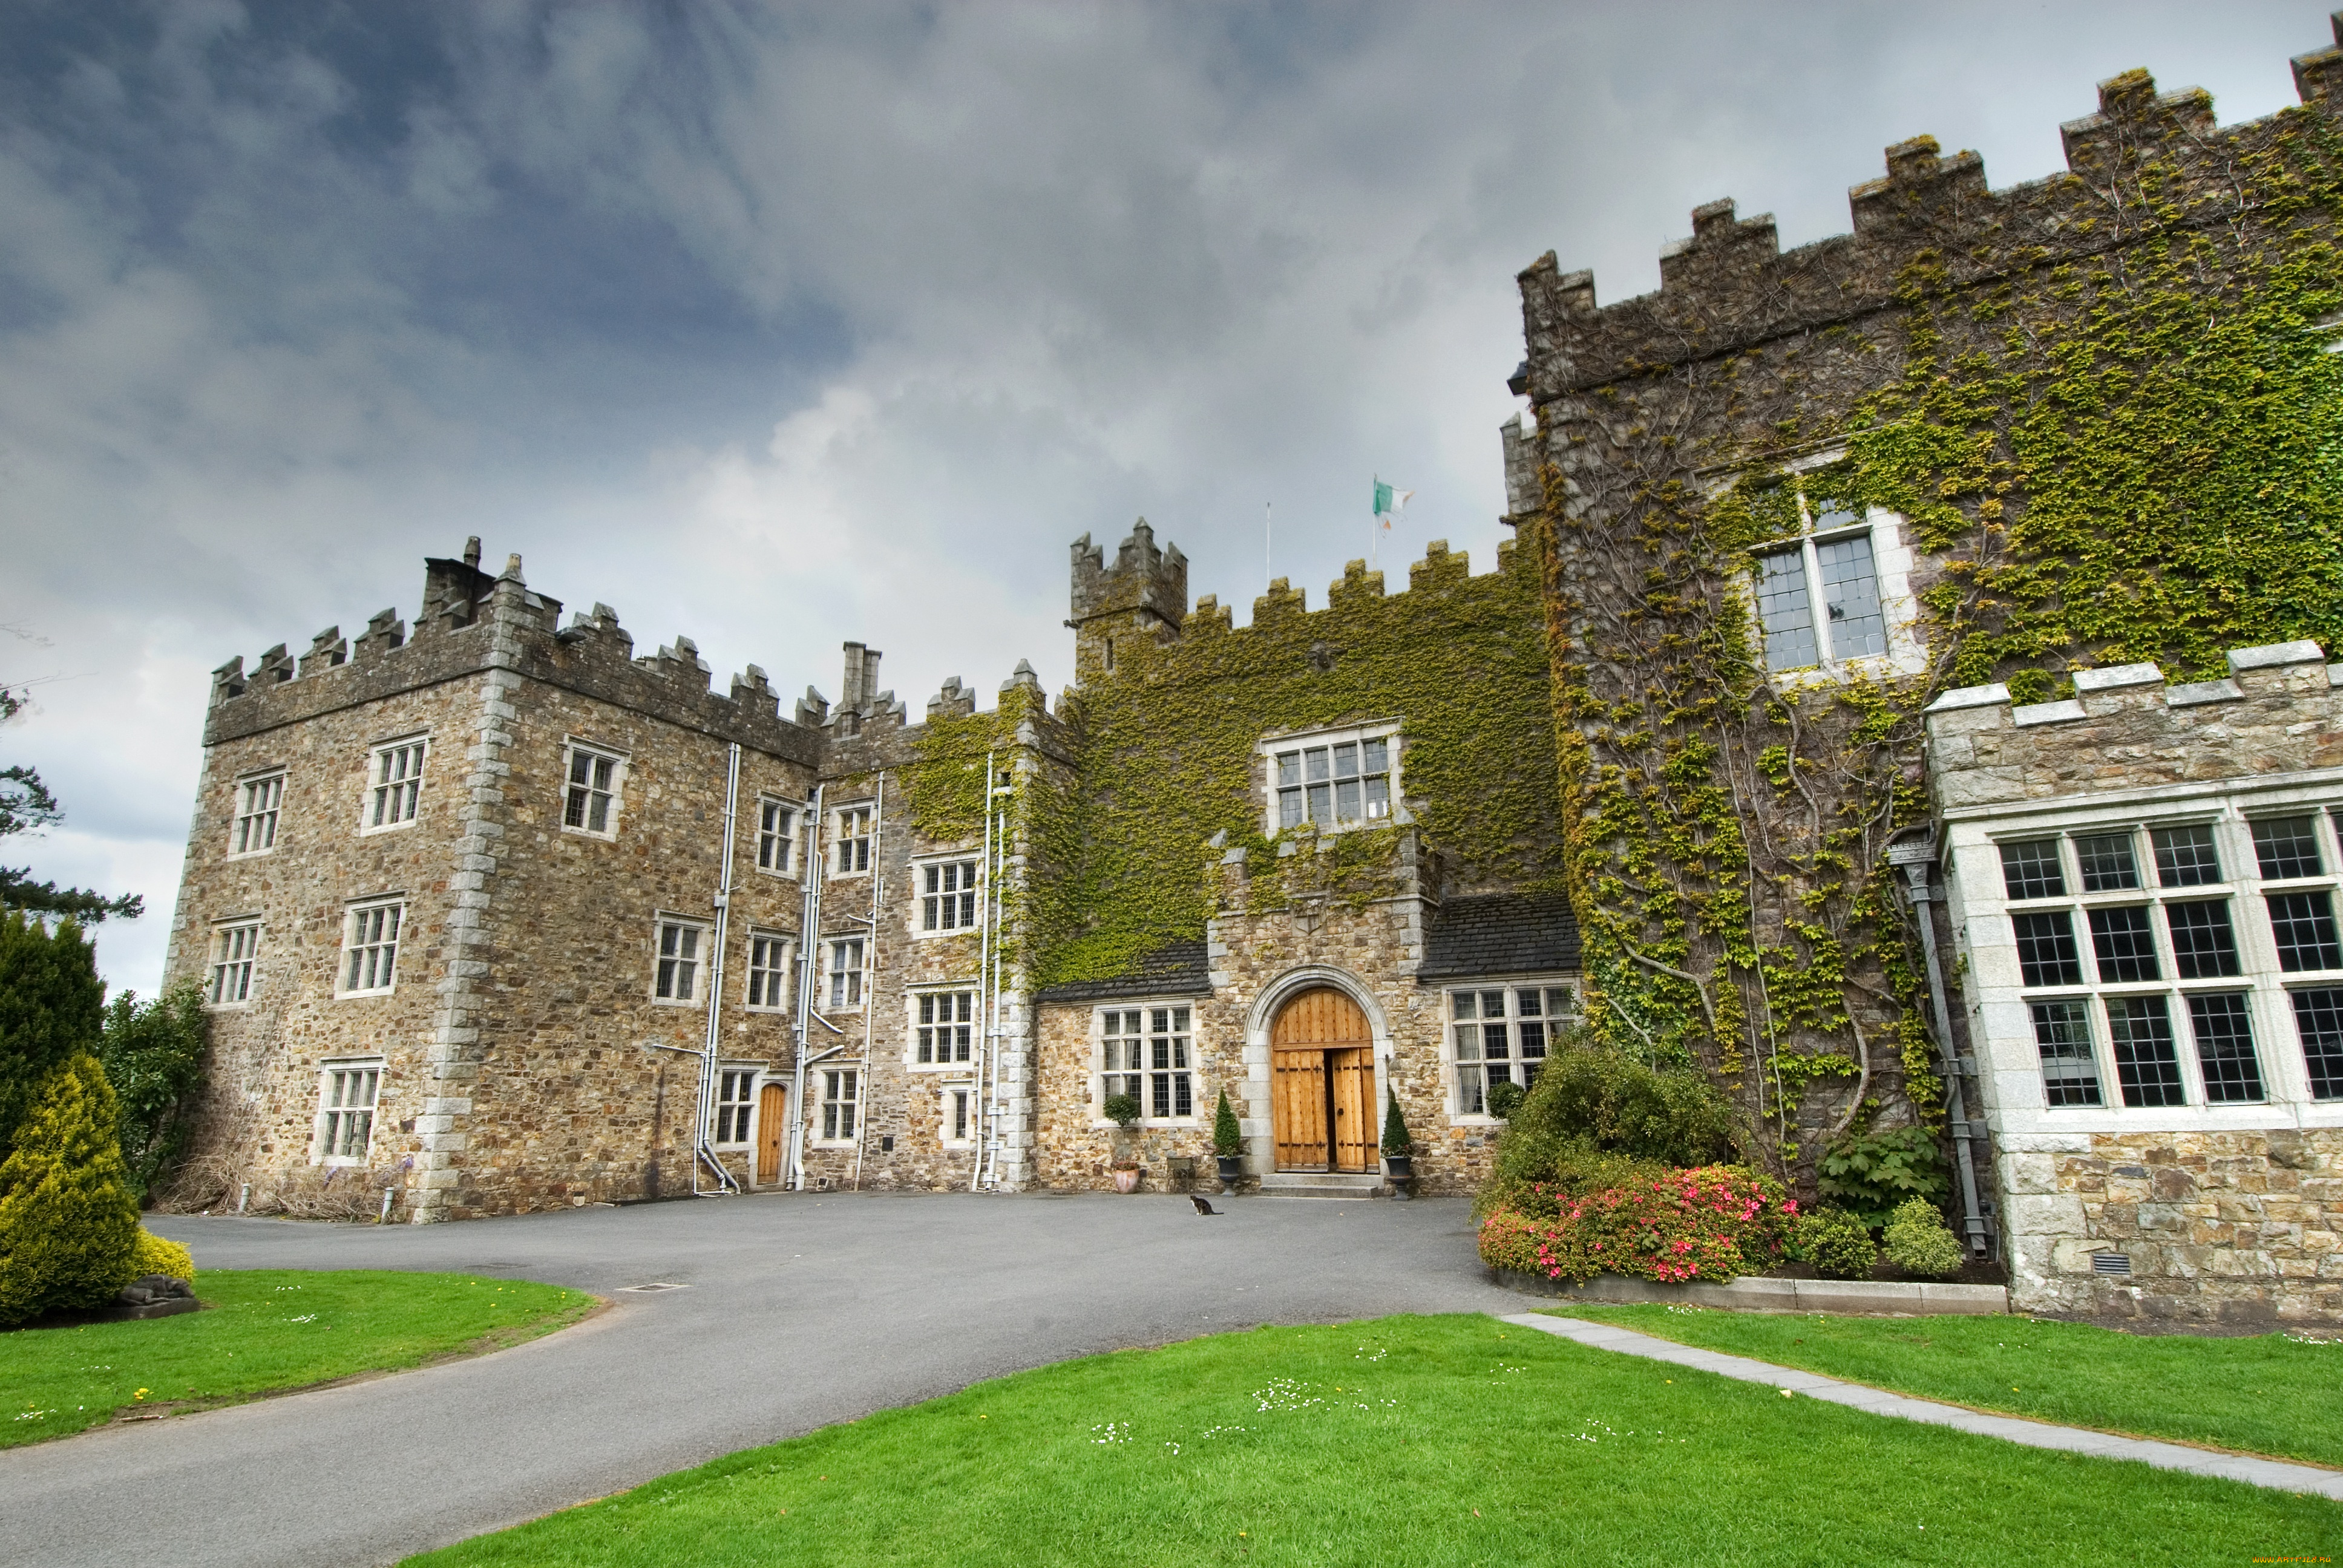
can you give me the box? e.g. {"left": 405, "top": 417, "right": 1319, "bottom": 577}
{"left": 1416, "top": 892, "right": 1581, "bottom": 981}
{"left": 1034, "top": 939, "right": 1213, "bottom": 1004}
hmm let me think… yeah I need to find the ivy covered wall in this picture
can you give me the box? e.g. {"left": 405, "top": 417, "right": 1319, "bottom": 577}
{"left": 931, "top": 531, "right": 1569, "bottom": 993}
{"left": 1516, "top": 42, "right": 2343, "bottom": 1176}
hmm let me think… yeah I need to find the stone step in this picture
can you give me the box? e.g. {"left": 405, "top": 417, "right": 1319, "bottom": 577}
{"left": 1256, "top": 1172, "right": 1384, "bottom": 1200}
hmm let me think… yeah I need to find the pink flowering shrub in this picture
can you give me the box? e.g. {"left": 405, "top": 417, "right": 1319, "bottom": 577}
{"left": 1478, "top": 1165, "right": 1799, "bottom": 1284}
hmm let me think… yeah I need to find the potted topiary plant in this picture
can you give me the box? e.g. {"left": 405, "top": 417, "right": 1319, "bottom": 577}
{"left": 1104, "top": 1093, "right": 1141, "bottom": 1192}
{"left": 1380, "top": 1088, "right": 1414, "bottom": 1197}
{"left": 1211, "top": 1088, "right": 1244, "bottom": 1191}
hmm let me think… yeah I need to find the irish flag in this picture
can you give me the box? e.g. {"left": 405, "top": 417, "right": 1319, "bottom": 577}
{"left": 1373, "top": 478, "right": 1414, "bottom": 524}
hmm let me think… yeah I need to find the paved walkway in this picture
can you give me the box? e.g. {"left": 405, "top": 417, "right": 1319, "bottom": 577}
{"left": 1504, "top": 1312, "right": 2343, "bottom": 1501}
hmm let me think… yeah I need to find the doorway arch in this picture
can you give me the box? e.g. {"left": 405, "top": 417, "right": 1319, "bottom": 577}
{"left": 1269, "top": 986, "right": 1377, "bottom": 1172}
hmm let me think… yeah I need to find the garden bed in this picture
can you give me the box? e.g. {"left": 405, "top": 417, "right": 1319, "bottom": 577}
{"left": 1490, "top": 1266, "right": 2008, "bottom": 1315}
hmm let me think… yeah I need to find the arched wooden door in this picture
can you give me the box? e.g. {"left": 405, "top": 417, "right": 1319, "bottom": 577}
{"left": 756, "top": 1082, "right": 788, "bottom": 1186}
{"left": 1270, "top": 987, "right": 1377, "bottom": 1172}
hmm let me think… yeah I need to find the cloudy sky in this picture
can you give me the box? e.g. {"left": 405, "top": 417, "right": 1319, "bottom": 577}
{"left": 1, "top": 0, "right": 2329, "bottom": 996}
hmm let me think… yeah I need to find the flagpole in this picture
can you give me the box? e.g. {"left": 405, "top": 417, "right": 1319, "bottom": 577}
{"left": 1265, "top": 500, "right": 1272, "bottom": 589}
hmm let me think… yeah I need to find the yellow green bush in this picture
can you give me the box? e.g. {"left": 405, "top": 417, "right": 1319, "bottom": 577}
{"left": 129, "top": 1227, "right": 194, "bottom": 1282}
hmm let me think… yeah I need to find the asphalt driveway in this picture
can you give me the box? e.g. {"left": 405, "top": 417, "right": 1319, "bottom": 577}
{"left": 2, "top": 1192, "right": 1516, "bottom": 1567}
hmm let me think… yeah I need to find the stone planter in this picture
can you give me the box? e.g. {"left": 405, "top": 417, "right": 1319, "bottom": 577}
{"left": 1112, "top": 1166, "right": 1141, "bottom": 1194}
{"left": 1216, "top": 1154, "right": 1245, "bottom": 1191}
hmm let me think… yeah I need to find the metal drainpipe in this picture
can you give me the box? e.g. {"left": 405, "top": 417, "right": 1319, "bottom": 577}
{"left": 790, "top": 783, "right": 827, "bottom": 1190}
{"left": 693, "top": 742, "right": 744, "bottom": 1196}
{"left": 971, "top": 753, "right": 996, "bottom": 1192}
{"left": 1887, "top": 831, "right": 1993, "bottom": 1259}
{"left": 851, "top": 772, "right": 885, "bottom": 1189}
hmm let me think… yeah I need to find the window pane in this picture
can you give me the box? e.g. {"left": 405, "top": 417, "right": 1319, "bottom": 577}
{"left": 2073, "top": 833, "right": 2141, "bottom": 892}
{"left": 1457, "top": 1068, "right": 1484, "bottom": 1114}
{"left": 1362, "top": 738, "right": 1388, "bottom": 774}
{"left": 1363, "top": 776, "right": 1390, "bottom": 820}
{"left": 1482, "top": 1022, "right": 1509, "bottom": 1060}
{"left": 2013, "top": 911, "right": 2084, "bottom": 987}
{"left": 1305, "top": 748, "right": 1330, "bottom": 783}
{"left": 2105, "top": 996, "right": 2187, "bottom": 1108}
{"left": 2086, "top": 906, "right": 2160, "bottom": 984}
{"left": 2253, "top": 816, "right": 2325, "bottom": 880}
{"left": 1334, "top": 779, "right": 1361, "bottom": 823}
{"left": 1332, "top": 742, "right": 1358, "bottom": 779}
{"left": 1481, "top": 990, "right": 1507, "bottom": 1017}
{"left": 2152, "top": 824, "right": 2222, "bottom": 887}
{"left": 1276, "top": 752, "right": 1299, "bottom": 788}
{"left": 1814, "top": 532, "right": 1886, "bottom": 659}
{"left": 2186, "top": 993, "right": 2265, "bottom": 1103}
{"left": 2030, "top": 1000, "right": 2102, "bottom": 1106}
{"left": 2164, "top": 901, "right": 2241, "bottom": 979}
{"left": 1754, "top": 549, "right": 1817, "bottom": 670}
{"left": 1279, "top": 789, "right": 1303, "bottom": 829}
{"left": 2289, "top": 988, "right": 2343, "bottom": 1099}
{"left": 2000, "top": 840, "right": 2066, "bottom": 900}
{"left": 1450, "top": 993, "right": 1476, "bottom": 1021}
{"left": 1453, "top": 1024, "right": 1481, "bottom": 1062}
{"left": 2269, "top": 891, "right": 2343, "bottom": 972}
{"left": 1518, "top": 1020, "right": 1547, "bottom": 1059}
{"left": 1306, "top": 782, "right": 1331, "bottom": 822}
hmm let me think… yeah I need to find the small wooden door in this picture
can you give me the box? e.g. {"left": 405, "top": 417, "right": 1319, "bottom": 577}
{"left": 756, "top": 1082, "right": 788, "bottom": 1186}
{"left": 1331, "top": 1047, "right": 1374, "bottom": 1172}
{"left": 1270, "top": 987, "right": 1375, "bottom": 1172}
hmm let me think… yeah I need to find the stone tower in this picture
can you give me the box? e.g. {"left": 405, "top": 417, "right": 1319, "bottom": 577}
{"left": 1069, "top": 519, "right": 1187, "bottom": 680}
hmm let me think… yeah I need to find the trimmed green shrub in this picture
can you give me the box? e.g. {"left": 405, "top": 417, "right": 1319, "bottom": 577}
{"left": 1794, "top": 1207, "right": 1879, "bottom": 1281}
{"left": 1477, "top": 1137, "right": 1671, "bottom": 1221}
{"left": 1508, "top": 1039, "right": 1742, "bottom": 1168}
{"left": 98, "top": 978, "right": 208, "bottom": 1202}
{"left": 1380, "top": 1088, "right": 1412, "bottom": 1156}
{"left": 1212, "top": 1089, "right": 1243, "bottom": 1157}
{"left": 1883, "top": 1196, "right": 1966, "bottom": 1278}
{"left": 0, "top": 1052, "right": 141, "bottom": 1324}
{"left": 1817, "top": 1127, "right": 1951, "bottom": 1230}
{"left": 1483, "top": 1080, "right": 1525, "bottom": 1120}
{"left": 1103, "top": 1093, "right": 1139, "bottom": 1129}
{"left": 0, "top": 911, "right": 106, "bottom": 1155}
{"left": 130, "top": 1227, "right": 195, "bottom": 1283}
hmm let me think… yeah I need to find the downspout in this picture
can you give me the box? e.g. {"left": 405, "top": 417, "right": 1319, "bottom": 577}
{"left": 693, "top": 741, "right": 744, "bottom": 1195}
{"left": 972, "top": 752, "right": 996, "bottom": 1192}
{"left": 985, "top": 762, "right": 1008, "bottom": 1190}
{"left": 1887, "top": 831, "right": 1993, "bottom": 1260}
{"left": 790, "top": 783, "right": 827, "bottom": 1190}
{"left": 851, "top": 772, "right": 885, "bottom": 1189}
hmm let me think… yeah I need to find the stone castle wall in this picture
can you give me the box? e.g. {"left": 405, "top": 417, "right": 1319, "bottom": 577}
{"left": 2001, "top": 1130, "right": 2343, "bottom": 1325}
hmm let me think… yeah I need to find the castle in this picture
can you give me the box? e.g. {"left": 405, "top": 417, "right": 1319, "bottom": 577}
{"left": 166, "top": 15, "right": 2343, "bottom": 1323}
{"left": 165, "top": 526, "right": 1573, "bottom": 1220}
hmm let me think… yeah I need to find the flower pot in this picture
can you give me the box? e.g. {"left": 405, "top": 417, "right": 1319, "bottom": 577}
{"left": 1215, "top": 1154, "right": 1245, "bottom": 1191}
{"left": 1112, "top": 1167, "right": 1141, "bottom": 1194}
{"left": 1383, "top": 1153, "right": 1414, "bottom": 1181}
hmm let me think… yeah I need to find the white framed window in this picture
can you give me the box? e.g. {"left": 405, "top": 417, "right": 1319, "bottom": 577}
{"left": 832, "top": 805, "right": 873, "bottom": 876}
{"left": 1260, "top": 724, "right": 1399, "bottom": 835}
{"left": 756, "top": 798, "right": 799, "bottom": 877}
{"left": 942, "top": 1084, "right": 974, "bottom": 1146}
{"left": 1447, "top": 981, "right": 1578, "bottom": 1116}
{"left": 315, "top": 1058, "right": 382, "bottom": 1165}
{"left": 917, "top": 858, "right": 980, "bottom": 934}
{"left": 1991, "top": 812, "right": 2343, "bottom": 1111}
{"left": 914, "top": 988, "right": 977, "bottom": 1067}
{"left": 713, "top": 1068, "right": 758, "bottom": 1146}
{"left": 364, "top": 737, "right": 427, "bottom": 832}
{"left": 562, "top": 740, "right": 626, "bottom": 837}
{"left": 818, "top": 1068, "right": 859, "bottom": 1143}
{"left": 823, "top": 936, "right": 867, "bottom": 1010}
{"left": 745, "top": 931, "right": 793, "bottom": 1011}
{"left": 208, "top": 920, "right": 261, "bottom": 1007}
{"left": 229, "top": 772, "right": 284, "bottom": 857}
{"left": 1098, "top": 1004, "right": 1194, "bottom": 1121}
{"left": 654, "top": 918, "right": 709, "bottom": 1005}
{"left": 338, "top": 899, "right": 404, "bottom": 996}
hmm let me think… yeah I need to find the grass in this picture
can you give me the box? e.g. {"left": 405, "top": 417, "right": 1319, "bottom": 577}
{"left": 1547, "top": 1304, "right": 2343, "bottom": 1469}
{"left": 407, "top": 1314, "right": 2338, "bottom": 1567}
{"left": 2, "top": 1269, "right": 593, "bottom": 1447}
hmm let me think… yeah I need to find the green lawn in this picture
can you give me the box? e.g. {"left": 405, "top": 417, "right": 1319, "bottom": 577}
{"left": 3, "top": 1269, "right": 592, "bottom": 1447}
{"left": 1547, "top": 1304, "right": 2343, "bottom": 1469}
{"left": 408, "top": 1314, "right": 2337, "bottom": 1568}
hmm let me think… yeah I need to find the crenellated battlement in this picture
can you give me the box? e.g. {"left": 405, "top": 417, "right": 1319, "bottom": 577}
{"left": 1924, "top": 642, "right": 2343, "bottom": 812}
{"left": 1516, "top": 16, "right": 2343, "bottom": 401}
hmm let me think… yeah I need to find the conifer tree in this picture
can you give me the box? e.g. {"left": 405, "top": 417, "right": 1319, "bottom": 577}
{"left": 0, "top": 1052, "right": 140, "bottom": 1325}
{"left": 0, "top": 910, "right": 106, "bottom": 1155}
